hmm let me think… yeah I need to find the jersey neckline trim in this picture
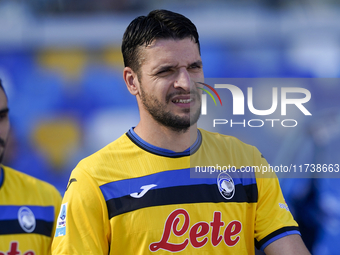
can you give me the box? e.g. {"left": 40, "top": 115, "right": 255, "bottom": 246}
{"left": 126, "top": 127, "right": 202, "bottom": 158}
{"left": 0, "top": 167, "right": 4, "bottom": 190}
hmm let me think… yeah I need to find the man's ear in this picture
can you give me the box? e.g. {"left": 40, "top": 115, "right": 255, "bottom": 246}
{"left": 123, "top": 67, "right": 140, "bottom": 96}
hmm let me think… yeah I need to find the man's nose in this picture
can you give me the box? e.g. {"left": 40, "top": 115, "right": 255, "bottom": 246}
{"left": 174, "top": 68, "right": 192, "bottom": 91}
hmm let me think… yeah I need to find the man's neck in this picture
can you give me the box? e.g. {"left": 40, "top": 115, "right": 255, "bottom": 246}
{"left": 133, "top": 121, "right": 198, "bottom": 152}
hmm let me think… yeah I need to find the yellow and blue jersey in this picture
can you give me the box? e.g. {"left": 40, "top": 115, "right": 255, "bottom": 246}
{"left": 52, "top": 128, "right": 299, "bottom": 254}
{"left": 0, "top": 165, "right": 62, "bottom": 254}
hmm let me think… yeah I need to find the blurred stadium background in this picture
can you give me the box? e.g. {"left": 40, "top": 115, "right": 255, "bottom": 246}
{"left": 1, "top": 0, "right": 340, "bottom": 254}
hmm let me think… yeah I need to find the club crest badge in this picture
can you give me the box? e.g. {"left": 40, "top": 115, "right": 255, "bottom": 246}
{"left": 18, "top": 206, "right": 36, "bottom": 233}
{"left": 217, "top": 172, "right": 235, "bottom": 200}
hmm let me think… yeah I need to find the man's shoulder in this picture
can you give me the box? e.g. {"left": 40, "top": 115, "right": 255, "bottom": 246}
{"left": 197, "top": 128, "right": 263, "bottom": 165}
{"left": 80, "top": 132, "right": 132, "bottom": 162}
{"left": 199, "top": 128, "right": 254, "bottom": 148}
{"left": 4, "top": 165, "right": 54, "bottom": 187}
{"left": 2, "top": 165, "right": 61, "bottom": 200}
{"left": 72, "top": 132, "right": 135, "bottom": 178}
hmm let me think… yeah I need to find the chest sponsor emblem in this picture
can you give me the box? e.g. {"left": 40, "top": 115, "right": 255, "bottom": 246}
{"left": 18, "top": 207, "right": 36, "bottom": 233}
{"left": 1, "top": 242, "right": 36, "bottom": 255}
{"left": 149, "top": 209, "right": 242, "bottom": 252}
{"left": 217, "top": 172, "right": 235, "bottom": 200}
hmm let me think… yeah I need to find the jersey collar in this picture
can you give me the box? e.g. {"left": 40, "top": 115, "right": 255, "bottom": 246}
{"left": 0, "top": 167, "right": 4, "bottom": 190}
{"left": 126, "top": 127, "right": 202, "bottom": 158}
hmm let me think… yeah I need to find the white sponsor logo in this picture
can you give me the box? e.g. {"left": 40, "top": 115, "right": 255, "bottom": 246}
{"left": 130, "top": 184, "right": 157, "bottom": 198}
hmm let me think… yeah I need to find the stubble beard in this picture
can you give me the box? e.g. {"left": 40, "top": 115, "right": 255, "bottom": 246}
{"left": 139, "top": 85, "right": 201, "bottom": 133}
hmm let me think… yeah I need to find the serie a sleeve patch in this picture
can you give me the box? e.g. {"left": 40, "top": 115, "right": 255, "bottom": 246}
{"left": 55, "top": 203, "right": 67, "bottom": 237}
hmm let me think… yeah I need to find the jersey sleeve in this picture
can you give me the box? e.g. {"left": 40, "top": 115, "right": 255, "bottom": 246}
{"left": 48, "top": 185, "right": 62, "bottom": 254}
{"left": 52, "top": 167, "right": 111, "bottom": 255}
{"left": 253, "top": 148, "right": 300, "bottom": 251}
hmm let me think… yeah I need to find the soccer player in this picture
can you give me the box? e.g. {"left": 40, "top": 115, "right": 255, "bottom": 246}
{"left": 0, "top": 80, "right": 62, "bottom": 254}
{"left": 52, "top": 10, "right": 310, "bottom": 254}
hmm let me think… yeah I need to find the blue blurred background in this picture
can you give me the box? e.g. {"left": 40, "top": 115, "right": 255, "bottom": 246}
{"left": 0, "top": 0, "right": 340, "bottom": 254}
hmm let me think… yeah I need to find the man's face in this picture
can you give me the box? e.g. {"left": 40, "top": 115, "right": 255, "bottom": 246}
{"left": 137, "top": 38, "right": 204, "bottom": 132}
{"left": 0, "top": 89, "right": 9, "bottom": 163}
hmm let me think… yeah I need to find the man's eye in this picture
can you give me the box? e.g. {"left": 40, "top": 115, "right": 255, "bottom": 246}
{"left": 157, "top": 69, "right": 171, "bottom": 75}
{"left": 0, "top": 112, "right": 8, "bottom": 120}
{"left": 189, "top": 64, "right": 201, "bottom": 69}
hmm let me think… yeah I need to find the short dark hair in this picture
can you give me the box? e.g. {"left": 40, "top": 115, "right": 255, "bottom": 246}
{"left": 122, "top": 9, "right": 200, "bottom": 75}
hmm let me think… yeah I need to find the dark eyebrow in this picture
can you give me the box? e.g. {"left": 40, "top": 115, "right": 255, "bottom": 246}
{"left": 154, "top": 64, "right": 176, "bottom": 74}
{"left": 0, "top": 108, "right": 9, "bottom": 115}
{"left": 190, "top": 60, "right": 203, "bottom": 67}
{"left": 154, "top": 60, "right": 203, "bottom": 74}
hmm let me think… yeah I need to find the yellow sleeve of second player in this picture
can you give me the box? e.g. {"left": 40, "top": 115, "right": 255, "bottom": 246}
{"left": 52, "top": 167, "right": 111, "bottom": 255}
{"left": 47, "top": 185, "right": 62, "bottom": 255}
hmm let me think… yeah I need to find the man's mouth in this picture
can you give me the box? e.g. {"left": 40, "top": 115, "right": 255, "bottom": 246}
{"left": 172, "top": 98, "right": 193, "bottom": 104}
